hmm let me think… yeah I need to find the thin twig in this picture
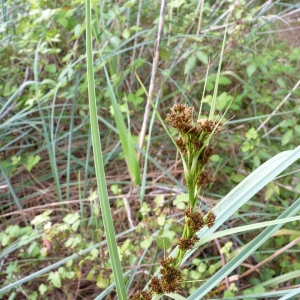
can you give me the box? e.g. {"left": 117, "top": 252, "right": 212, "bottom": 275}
{"left": 137, "top": 0, "right": 167, "bottom": 162}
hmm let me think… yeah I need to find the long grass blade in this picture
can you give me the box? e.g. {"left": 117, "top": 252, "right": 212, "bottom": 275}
{"left": 102, "top": 59, "right": 140, "bottom": 185}
{"left": 85, "top": 0, "right": 127, "bottom": 299}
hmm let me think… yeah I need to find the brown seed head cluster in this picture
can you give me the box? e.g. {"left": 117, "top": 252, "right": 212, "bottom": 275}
{"left": 197, "top": 119, "right": 223, "bottom": 134}
{"left": 186, "top": 210, "right": 204, "bottom": 232}
{"left": 197, "top": 170, "right": 213, "bottom": 187}
{"left": 161, "top": 257, "right": 176, "bottom": 268}
{"left": 205, "top": 211, "right": 216, "bottom": 228}
{"left": 131, "top": 290, "right": 152, "bottom": 300}
{"left": 160, "top": 265, "right": 182, "bottom": 293}
{"left": 198, "top": 145, "right": 214, "bottom": 165}
{"left": 166, "top": 104, "right": 194, "bottom": 133}
{"left": 149, "top": 276, "right": 163, "bottom": 294}
{"left": 176, "top": 137, "right": 187, "bottom": 155}
{"left": 178, "top": 236, "right": 199, "bottom": 250}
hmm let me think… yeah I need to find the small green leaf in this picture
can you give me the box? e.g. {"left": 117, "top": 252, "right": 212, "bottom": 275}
{"left": 196, "top": 50, "right": 208, "bottom": 64}
{"left": 210, "top": 154, "right": 220, "bottom": 162}
{"left": 294, "top": 125, "right": 300, "bottom": 136}
{"left": 63, "top": 213, "right": 80, "bottom": 225}
{"left": 139, "top": 202, "right": 151, "bottom": 216}
{"left": 26, "top": 155, "right": 41, "bottom": 171}
{"left": 265, "top": 188, "right": 274, "bottom": 201}
{"left": 281, "top": 129, "right": 293, "bottom": 146}
{"left": 39, "top": 284, "right": 48, "bottom": 295}
{"left": 7, "top": 225, "right": 20, "bottom": 237}
{"left": 111, "top": 184, "right": 121, "bottom": 195}
{"left": 245, "top": 128, "right": 258, "bottom": 140}
{"left": 218, "top": 76, "right": 231, "bottom": 85}
{"left": 48, "top": 271, "right": 61, "bottom": 288}
{"left": 31, "top": 210, "right": 53, "bottom": 226}
{"left": 57, "top": 18, "right": 68, "bottom": 27}
{"left": 157, "top": 215, "right": 166, "bottom": 226}
{"left": 87, "top": 268, "right": 95, "bottom": 280}
{"left": 120, "top": 239, "right": 131, "bottom": 254}
{"left": 184, "top": 56, "right": 196, "bottom": 74}
{"left": 154, "top": 195, "right": 164, "bottom": 207}
{"left": 168, "top": 0, "right": 185, "bottom": 8}
{"left": 190, "top": 270, "right": 201, "bottom": 280}
{"left": 122, "top": 28, "right": 131, "bottom": 39}
{"left": 45, "top": 64, "right": 56, "bottom": 73}
{"left": 277, "top": 77, "right": 286, "bottom": 88}
{"left": 156, "top": 236, "right": 171, "bottom": 249}
{"left": 279, "top": 120, "right": 295, "bottom": 128}
{"left": 197, "top": 262, "right": 207, "bottom": 273}
{"left": 11, "top": 156, "right": 21, "bottom": 165}
{"left": 140, "top": 237, "right": 153, "bottom": 249}
{"left": 1, "top": 233, "right": 10, "bottom": 246}
{"left": 247, "top": 63, "right": 257, "bottom": 77}
{"left": 160, "top": 48, "right": 171, "bottom": 60}
{"left": 71, "top": 219, "right": 80, "bottom": 231}
{"left": 216, "top": 92, "right": 231, "bottom": 110}
{"left": 230, "top": 174, "right": 246, "bottom": 183}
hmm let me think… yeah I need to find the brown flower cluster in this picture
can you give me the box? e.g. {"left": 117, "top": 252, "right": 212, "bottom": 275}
{"left": 197, "top": 170, "right": 213, "bottom": 187}
{"left": 160, "top": 265, "right": 182, "bottom": 293}
{"left": 161, "top": 257, "right": 176, "bottom": 268}
{"left": 197, "top": 119, "right": 223, "bottom": 134}
{"left": 178, "top": 236, "right": 199, "bottom": 251}
{"left": 148, "top": 257, "right": 182, "bottom": 294}
{"left": 166, "top": 104, "right": 194, "bottom": 133}
{"left": 149, "top": 276, "right": 163, "bottom": 294}
{"left": 197, "top": 145, "right": 214, "bottom": 165}
{"left": 205, "top": 211, "right": 216, "bottom": 228}
{"left": 175, "top": 137, "right": 187, "bottom": 155}
{"left": 131, "top": 290, "right": 152, "bottom": 300}
{"left": 185, "top": 208, "right": 204, "bottom": 232}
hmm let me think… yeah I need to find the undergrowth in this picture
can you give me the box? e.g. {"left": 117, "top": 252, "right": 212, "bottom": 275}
{"left": 1, "top": 0, "right": 300, "bottom": 299}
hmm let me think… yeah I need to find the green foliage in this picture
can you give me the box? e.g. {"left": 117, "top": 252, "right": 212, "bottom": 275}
{"left": 1, "top": 0, "right": 300, "bottom": 299}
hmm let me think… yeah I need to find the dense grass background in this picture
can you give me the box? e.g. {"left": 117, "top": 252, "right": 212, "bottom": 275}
{"left": 1, "top": 0, "right": 300, "bottom": 299}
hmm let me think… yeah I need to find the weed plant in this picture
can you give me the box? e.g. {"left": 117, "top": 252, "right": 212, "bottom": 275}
{"left": 1, "top": 0, "right": 300, "bottom": 299}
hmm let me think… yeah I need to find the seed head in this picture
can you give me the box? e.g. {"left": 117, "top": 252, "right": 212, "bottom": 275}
{"left": 149, "top": 276, "right": 163, "bottom": 294}
{"left": 160, "top": 266, "right": 182, "bottom": 293}
{"left": 197, "top": 119, "right": 223, "bottom": 135}
{"left": 166, "top": 104, "right": 194, "bottom": 132}
{"left": 178, "top": 236, "right": 199, "bottom": 250}
{"left": 161, "top": 257, "right": 176, "bottom": 268}
{"left": 197, "top": 170, "right": 213, "bottom": 187}
{"left": 205, "top": 211, "right": 216, "bottom": 228}
{"left": 131, "top": 290, "right": 152, "bottom": 300}
{"left": 187, "top": 210, "right": 204, "bottom": 232}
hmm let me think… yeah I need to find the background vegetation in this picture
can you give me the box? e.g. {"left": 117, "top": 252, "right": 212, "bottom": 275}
{"left": 1, "top": 0, "right": 300, "bottom": 299}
